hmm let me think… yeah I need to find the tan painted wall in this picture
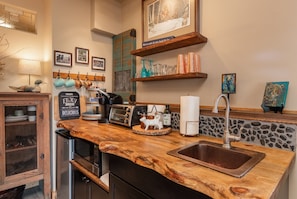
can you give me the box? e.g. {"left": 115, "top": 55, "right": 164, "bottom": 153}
{"left": 52, "top": 0, "right": 114, "bottom": 94}
{"left": 0, "top": 0, "right": 51, "bottom": 93}
{"left": 122, "top": 0, "right": 297, "bottom": 112}
{"left": 120, "top": 1, "right": 297, "bottom": 199}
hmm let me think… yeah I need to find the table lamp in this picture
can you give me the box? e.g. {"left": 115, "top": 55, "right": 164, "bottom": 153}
{"left": 18, "top": 59, "right": 41, "bottom": 85}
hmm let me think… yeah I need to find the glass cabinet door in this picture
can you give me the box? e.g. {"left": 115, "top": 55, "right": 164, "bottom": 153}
{"left": 4, "top": 105, "right": 39, "bottom": 178}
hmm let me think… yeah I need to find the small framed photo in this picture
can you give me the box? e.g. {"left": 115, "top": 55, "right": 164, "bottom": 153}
{"left": 91, "top": 56, "right": 105, "bottom": 71}
{"left": 54, "top": 51, "right": 72, "bottom": 67}
{"left": 222, "top": 73, "right": 236, "bottom": 94}
{"left": 75, "top": 47, "right": 89, "bottom": 64}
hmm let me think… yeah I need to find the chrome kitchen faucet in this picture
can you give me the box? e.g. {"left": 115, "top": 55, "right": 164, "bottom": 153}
{"left": 212, "top": 94, "right": 241, "bottom": 149}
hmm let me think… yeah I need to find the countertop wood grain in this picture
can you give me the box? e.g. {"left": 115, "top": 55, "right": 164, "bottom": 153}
{"left": 57, "top": 119, "right": 295, "bottom": 199}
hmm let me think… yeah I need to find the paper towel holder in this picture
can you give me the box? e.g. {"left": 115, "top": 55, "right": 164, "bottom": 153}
{"left": 181, "top": 121, "right": 199, "bottom": 136}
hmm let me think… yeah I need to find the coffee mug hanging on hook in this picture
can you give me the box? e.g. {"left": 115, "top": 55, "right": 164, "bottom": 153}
{"left": 83, "top": 73, "right": 92, "bottom": 89}
{"left": 54, "top": 70, "right": 65, "bottom": 88}
{"left": 75, "top": 72, "right": 82, "bottom": 89}
{"left": 64, "top": 71, "right": 75, "bottom": 88}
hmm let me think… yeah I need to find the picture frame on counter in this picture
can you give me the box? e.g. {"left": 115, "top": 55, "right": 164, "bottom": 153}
{"left": 54, "top": 50, "right": 72, "bottom": 67}
{"left": 142, "top": 0, "right": 199, "bottom": 42}
{"left": 75, "top": 47, "right": 89, "bottom": 64}
{"left": 91, "top": 56, "right": 105, "bottom": 71}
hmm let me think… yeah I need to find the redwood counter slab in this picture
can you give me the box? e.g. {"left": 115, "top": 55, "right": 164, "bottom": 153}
{"left": 57, "top": 119, "right": 295, "bottom": 199}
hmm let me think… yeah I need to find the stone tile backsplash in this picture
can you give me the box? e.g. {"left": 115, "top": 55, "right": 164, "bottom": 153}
{"left": 171, "top": 112, "right": 296, "bottom": 152}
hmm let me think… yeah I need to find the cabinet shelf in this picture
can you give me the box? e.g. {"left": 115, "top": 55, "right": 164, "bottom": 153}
{"left": 5, "top": 121, "right": 36, "bottom": 126}
{"left": 6, "top": 145, "right": 37, "bottom": 153}
{"left": 131, "top": 72, "right": 208, "bottom": 82}
{"left": 130, "top": 32, "right": 207, "bottom": 57}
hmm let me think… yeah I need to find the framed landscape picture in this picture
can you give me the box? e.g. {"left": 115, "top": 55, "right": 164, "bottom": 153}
{"left": 142, "top": 0, "right": 199, "bottom": 42}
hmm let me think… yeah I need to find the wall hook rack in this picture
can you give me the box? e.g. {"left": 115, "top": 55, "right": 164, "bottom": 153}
{"left": 52, "top": 71, "right": 105, "bottom": 81}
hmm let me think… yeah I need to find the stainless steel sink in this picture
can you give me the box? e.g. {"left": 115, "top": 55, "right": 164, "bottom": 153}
{"left": 167, "top": 140, "right": 265, "bottom": 178}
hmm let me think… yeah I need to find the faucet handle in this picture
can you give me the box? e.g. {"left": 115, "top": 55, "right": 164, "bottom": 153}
{"left": 232, "top": 126, "right": 243, "bottom": 142}
{"left": 238, "top": 126, "right": 244, "bottom": 138}
{"left": 228, "top": 127, "right": 242, "bottom": 142}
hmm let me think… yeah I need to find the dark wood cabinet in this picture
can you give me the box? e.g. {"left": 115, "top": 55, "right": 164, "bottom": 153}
{"left": 109, "top": 154, "right": 211, "bottom": 199}
{"left": 109, "top": 173, "right": 151, "bottom": 199}
{"left": 73, "top": 167, "right": 108, "bottom": 199}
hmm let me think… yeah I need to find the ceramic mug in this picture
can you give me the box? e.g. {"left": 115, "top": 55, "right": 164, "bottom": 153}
{"left": 28, "top": 115, "right": 36, "bottom": 122}
{"left": 64, "top": 78, "right": 75, "bottom": 88}
{"left": 54, "top": 77, "right": 65, "bottom": 87}
{"left": 15, "top": 110, "right": 24, "bottom": 116}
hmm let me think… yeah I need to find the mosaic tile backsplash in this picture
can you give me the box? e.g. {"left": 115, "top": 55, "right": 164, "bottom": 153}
{"left": 171, "top": 112, "right": 296, "bottom": 152}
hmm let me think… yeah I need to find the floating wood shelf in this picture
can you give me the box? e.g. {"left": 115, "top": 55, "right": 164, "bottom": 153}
{"left": 130, "top": 32, "right": 207, "bottom": 57}
{"left": 131, "top": 72, "right": 208, "bottom": 82}
{"left": 53, "top": 72, "right": 105, "bottom": 81}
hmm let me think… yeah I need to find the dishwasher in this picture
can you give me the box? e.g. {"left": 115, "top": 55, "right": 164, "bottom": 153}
{"left": 56, "top": 129, "right": 74, "bottom": 199}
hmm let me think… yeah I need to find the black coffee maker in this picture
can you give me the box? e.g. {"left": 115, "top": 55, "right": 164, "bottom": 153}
{"left": 96, "top": 89, "right": 123, "bottom": 123}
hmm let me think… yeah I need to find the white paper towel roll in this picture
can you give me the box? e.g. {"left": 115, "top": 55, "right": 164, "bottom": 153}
{"left": 180, "top": 96, "right": 200, "bottom": 136}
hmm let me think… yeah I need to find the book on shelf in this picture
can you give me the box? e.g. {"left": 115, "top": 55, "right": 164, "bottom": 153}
{"left": 142, "top": 36, "right": 175, "bottom": 47}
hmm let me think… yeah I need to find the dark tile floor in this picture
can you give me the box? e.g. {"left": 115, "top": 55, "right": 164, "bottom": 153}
{"left": 23, "top": 187, "right": 44, "bottom": 199}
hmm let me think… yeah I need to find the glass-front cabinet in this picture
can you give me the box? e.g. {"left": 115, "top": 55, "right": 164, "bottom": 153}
{"left": 4, "top": 104, "right": 40, "bottom": 179}
{"left": 0, "top": 93, "right": 51, "bottom": 199}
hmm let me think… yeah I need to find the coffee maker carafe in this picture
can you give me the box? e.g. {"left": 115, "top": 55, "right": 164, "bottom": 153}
{"left": 97, "top": 89, "right": 123, "bottom": 123}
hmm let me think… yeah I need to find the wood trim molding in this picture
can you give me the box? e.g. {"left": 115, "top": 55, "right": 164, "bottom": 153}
{"left": 137, "top": 102, "right": 297, "bottom": 125}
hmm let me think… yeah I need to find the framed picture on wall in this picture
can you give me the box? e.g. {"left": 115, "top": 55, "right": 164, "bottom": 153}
{"left": 142, "top": 0, "right": 199, "bottom": 42}
{"left": 222, "top": 73, "right": 236, "bottom": 94}
{"left": 75, "top": 47, "right": 89, "bottom": 64}
{"left": 54, "top": 51, "right": 72, "bottom": 67}
{"left": 91, "top": 56, "right": 105, "bottom": 71}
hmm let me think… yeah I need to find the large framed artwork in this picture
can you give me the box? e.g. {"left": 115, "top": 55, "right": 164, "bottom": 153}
{"left": 0, "top": 2, "right": 37, "bottom": 34}
{"left": 142, "top": 0, "right": 199, "bottom": 42}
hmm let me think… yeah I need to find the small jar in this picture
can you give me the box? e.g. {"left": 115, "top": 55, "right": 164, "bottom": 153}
{"left": 27, "top": 106, "right": 36, "bottom": 116}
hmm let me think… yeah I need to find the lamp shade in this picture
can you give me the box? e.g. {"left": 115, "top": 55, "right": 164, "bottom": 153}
{"left": 18, "top": 59, "right": 41, "bottom": 76}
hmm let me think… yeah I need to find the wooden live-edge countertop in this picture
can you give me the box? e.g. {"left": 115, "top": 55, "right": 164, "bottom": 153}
{"left": 57, "top": 119, "right": 295, "bottom": 199}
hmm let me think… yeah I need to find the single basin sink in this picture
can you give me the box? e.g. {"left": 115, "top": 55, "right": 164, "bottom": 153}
{"left": 167, "top": 140, "right": 265, "bottom": 178}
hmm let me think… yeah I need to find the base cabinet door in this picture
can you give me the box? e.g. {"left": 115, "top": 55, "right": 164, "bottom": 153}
{"left": 109, "top": 173, "right": 152, "bottom": 199}
{"left": 73, "top": 167, "right": 108, "bottom": 199}
{"left": 109, "top": 154, "right": 211, "bottom": 199}
{"left": 90, "top": 181, "right": 108, "bottom": 199}
{"left": 73, "top": 168, "right": 90, "bottom": 199}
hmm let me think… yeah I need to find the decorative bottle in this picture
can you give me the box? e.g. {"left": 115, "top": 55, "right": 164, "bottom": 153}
{"left": 141, "top": 59, "right": 148, "bottom": 78}
{"left": 163, "top": 104, "right": 171, "bottom": 128}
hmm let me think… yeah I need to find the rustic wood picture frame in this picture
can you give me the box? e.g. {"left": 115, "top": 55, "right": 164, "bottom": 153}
{"left": 142, "top": 0, "right": 199, "bottom": 42}
{"left": 54, "top": 51, "right": 72, "bottom": 67}
{"left": 75, "top": 47, "right": 89, "bottom": 64}
{"left": 91, "top": 56, "right": 105, "bottom": 71}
